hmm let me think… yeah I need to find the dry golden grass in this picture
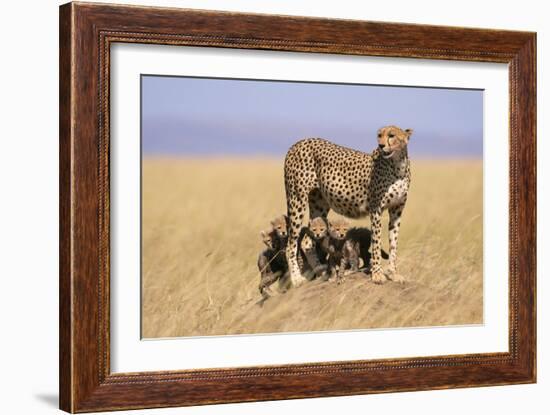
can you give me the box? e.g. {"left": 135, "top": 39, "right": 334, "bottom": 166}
{"left": 141, "top": 158, "right": 483, "bottom": 338}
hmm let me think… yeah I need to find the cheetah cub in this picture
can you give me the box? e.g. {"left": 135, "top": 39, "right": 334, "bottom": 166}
{"left": 297, "top": 217, "right": 330, "bottom": 280}
{"left": 325, "top": 217, "right": 360, "bottom": 284}
{"left": 257, "top": 215, "right": 289, "bottom": 298}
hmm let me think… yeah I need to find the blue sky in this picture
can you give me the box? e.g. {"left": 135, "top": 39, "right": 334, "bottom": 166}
{"left": 141, "top": 75, "right": 483, "bottom": 158}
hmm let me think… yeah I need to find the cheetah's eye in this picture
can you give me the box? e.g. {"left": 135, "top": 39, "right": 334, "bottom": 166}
{"left": 377, "top": 133, "right": 382, "bottom": 138}
{"left": 389, "top": 133, "right": 395, "bottom": 138}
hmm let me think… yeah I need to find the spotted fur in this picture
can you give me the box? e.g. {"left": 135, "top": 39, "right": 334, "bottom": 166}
{"left": 284, "top": 125, "right": 412, "bottom": 286}
{"left": 257, "top": 215, "right": 289, "bottom": 298}
{"left": 322, "top": 218, "right": 359, "bottom": 284}
{"left": 297, "top": 216, "right": 329, "bottom": 280}
{"left": 345, "top": 227, "right": 389, "bottom": 273}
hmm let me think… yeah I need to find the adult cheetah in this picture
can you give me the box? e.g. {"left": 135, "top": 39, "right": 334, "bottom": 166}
{"left": 284, "top": 125, "right": 412, "bottom": 286}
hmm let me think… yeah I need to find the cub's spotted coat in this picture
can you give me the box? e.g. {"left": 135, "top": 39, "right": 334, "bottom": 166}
{"left": 257, "top": 215, "right": 288, "bottom": 297}
{"left": 323, "top": 217, "right": 360, "bottom": 284}
{"left": 284, "top": 126, "right": 412, "bottom": 286}
{"left": 297, "top": 216, "right": 329, "bottom": 279}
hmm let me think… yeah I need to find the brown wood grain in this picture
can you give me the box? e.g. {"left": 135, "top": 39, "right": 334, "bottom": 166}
{"left": 59, "top": 2, "right": 536, "bottom": 412}
{"left": 59, "top": 3, "right": 73, "bottom": 411}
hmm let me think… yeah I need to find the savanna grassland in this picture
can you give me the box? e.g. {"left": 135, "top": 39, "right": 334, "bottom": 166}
{"left": 141, "top": 158, "right": 483, "bottom": 338}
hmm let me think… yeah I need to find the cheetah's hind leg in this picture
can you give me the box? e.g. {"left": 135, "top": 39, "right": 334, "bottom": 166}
{"left": 259, "top": 271, "right": 283, "bottom": 299}
{"left": 286, "top": 202, "right": 308, "bottom": 287}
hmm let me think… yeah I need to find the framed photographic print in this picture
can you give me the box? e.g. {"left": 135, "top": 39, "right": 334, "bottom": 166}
{"left": 59, "top": 2, "right": 536, "bottom": 412}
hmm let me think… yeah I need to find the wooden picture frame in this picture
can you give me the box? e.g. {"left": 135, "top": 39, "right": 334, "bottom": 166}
{"left": 59, "top": 2, "right": 536, "bottom": 412}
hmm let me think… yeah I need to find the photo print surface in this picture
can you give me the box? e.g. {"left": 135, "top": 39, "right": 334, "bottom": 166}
{"left": 141, "top": 75, "right": 483, "bottom": 338}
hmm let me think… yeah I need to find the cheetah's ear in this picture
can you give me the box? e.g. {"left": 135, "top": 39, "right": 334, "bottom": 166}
{"left": 405, "top": 128, "right": 413, "bottom": 137}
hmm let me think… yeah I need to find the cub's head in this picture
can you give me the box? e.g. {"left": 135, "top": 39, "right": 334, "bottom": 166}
{"left": 377, "top": 126, "right": 413, "bottom": 159}
{"left": 260, "top": 229, "right": 274, "bottom": 249}
{"left": 308, "top": 217, "right": 328, "bottom": 239}
{"left": 328, "top": 217, "right": 350, "bottom": 240}
{"left": 270, "top": 215, "right": 288, "bottom": 239}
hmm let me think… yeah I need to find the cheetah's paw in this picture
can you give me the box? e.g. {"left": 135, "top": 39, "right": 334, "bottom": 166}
{"left": 290, "top": 275, "right": 307, "bottom": 288}
{"left": 371, "top": 271, "right": 387, "bottom": 284}
{"left": 387, "top": 273, "right": 406, "bottom": 284}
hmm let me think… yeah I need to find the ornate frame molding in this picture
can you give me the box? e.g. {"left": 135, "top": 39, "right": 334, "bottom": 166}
{"left": 60, "top": 2, "right": 536, "bottom": 412}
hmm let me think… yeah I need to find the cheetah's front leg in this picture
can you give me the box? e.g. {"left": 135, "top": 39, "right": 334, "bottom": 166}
{"left": 344, "top": 240, "right": 360, "bottom": 275}
{"left": 386, "top": 205, "right": 405, "bottom": 283}
{"left": 336, "top": 255, "right": 348, "bottom": 284}
{"left": 259, "top": 271, "right": 282, "bottom": 298}
{"left": 370, "top": 209, "right": 387, "bottom": 284}
{"left": 300, "top": 235, "right": 326, "bottom": 279}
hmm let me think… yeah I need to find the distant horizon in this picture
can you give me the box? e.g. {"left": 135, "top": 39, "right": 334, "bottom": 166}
{"left": 141, "top": 154, "right": 484, "bottom": 161}
{"left": 142, "top": 75, "right": 483, "bottom": 159}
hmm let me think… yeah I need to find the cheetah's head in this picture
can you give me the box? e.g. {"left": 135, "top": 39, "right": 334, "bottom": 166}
{"left": 270, "top": 215, "right": 288, "bottom": 239}
{"left": 377, "top": 126, "right": 413, "bottom": 159}
{"left": 308, "top": 217, "right": 328, "bottom": 239}
{"left": 328, "top": 217, "right": 350, "bottom": 240}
